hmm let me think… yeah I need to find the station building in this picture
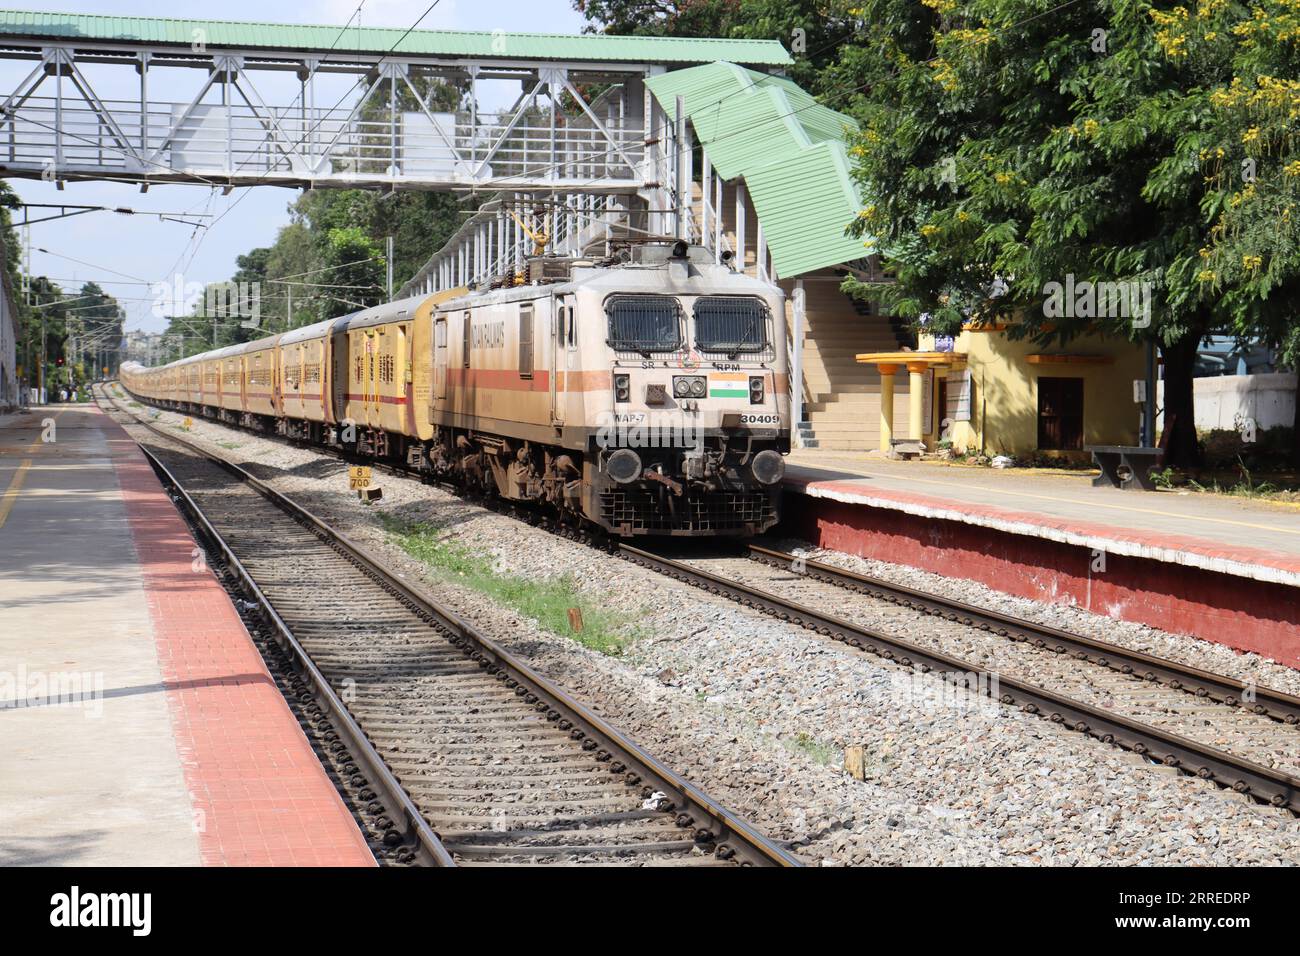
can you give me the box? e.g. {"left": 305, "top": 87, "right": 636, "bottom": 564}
{"left": 857, "top": 324, "right": 1146, "bottom": 460}
{"left": 645, "top": 62, "right": 1146, "bottom": 460}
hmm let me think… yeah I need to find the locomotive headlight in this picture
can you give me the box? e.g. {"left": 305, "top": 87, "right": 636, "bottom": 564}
{"left": 673, "top": 376, "right": 706, "bottom": 399}
{"left": 749, "top": 376, "right": 765, "bottom": 405}
{"left": 606, "top": 448, "right": 643, "bottom": 484}
{"left": 614, "top": 374, "right": 631, "bottom": 404}
{"left": 751, "top": 449, "right": 786, "bottom": 486}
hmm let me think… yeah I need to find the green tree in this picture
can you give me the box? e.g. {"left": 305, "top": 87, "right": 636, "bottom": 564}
{"left": 841, "top": 0, "right": 1271, "bottom": 467}
{"left": 318, "top": 226, "right": 386, "bottom": 319}
{"left": 72, "top": 281, "right": 123, "bottom": 379}
{"left": 576, "top": 0, "right": 862, "bottom": 94}
{"left": 1151, "top": 0, "right": 1300, "bottom": 462}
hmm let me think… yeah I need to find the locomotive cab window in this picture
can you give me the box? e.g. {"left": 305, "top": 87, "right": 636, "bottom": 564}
{"left": 605, "top": 295, "right": 682, "bottom": 355}
{"left": 693, "top": 297, "right": 769, "bottom": 354}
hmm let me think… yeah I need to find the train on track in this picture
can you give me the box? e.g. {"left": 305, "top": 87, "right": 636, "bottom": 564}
{"left": 121, "top": 240, "right": 791, "bottom": 536}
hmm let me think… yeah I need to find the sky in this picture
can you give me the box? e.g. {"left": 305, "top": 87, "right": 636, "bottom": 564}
{"left": 4, "top": 0, "right": 589, "bottom": 335}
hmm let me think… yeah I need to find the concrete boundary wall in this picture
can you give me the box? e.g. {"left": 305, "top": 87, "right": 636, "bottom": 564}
{"left": 1159, "top": 373, "right": 1297, "bottom": 432}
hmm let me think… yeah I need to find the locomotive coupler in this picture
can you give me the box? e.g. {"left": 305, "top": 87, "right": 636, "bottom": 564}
{"left": 643, "top": 468, "right": 683, "bottom": 496}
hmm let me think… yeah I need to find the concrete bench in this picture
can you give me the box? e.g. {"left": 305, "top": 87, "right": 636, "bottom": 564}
{"left": 889, "top": 438, "right": 926, "bottom": 460}
{"left": 1087, "top": 445, "right": 1163, "bottom": 491}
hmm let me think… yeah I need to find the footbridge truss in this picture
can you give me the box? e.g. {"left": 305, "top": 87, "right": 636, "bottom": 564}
{"left": 0, "top": 10, "right": 789, "bottom": 195}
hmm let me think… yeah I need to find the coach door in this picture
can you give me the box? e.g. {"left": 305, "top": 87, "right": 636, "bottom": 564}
{"left": 549, "top": 296, "right": 568, "bottom": 425}
{"left": 433, "top": 316, "right": 448, "bottom": 401}
{"left": 362, "top": 328, "right": 381, "bottom": 429}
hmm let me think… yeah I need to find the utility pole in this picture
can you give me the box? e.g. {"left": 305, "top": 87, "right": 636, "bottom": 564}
{"left": 386, "top": 235, "right": 394, "bottom": 301}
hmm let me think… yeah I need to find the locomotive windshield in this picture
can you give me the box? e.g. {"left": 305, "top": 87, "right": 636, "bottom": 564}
{"left": 693, "top": 297, "right": 768, "bottom": 353}
{"left": 606, "top": 295, "right": 682, "bottom": 354}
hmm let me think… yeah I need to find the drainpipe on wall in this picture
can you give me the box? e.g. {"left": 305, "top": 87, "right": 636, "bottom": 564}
{"left": 791, "top": 280, "right": 805, "bottom": 448}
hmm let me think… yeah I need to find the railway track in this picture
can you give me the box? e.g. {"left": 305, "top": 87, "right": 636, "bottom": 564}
{"left": 110, "top": 388, "right": 1300, "bottom": 818}
{"left": 99, "top": 390, "right": 798, "bottom": 868}
{"left": 618, "top": 543, "right": 1300, "bottom": 815}
{"left": 746, "top": 544, "right": 1300, "bottom": 728}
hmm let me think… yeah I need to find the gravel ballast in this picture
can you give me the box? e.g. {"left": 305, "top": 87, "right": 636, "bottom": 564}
{"left": 112, "top": 397, "right": 1300, "bottom": 866}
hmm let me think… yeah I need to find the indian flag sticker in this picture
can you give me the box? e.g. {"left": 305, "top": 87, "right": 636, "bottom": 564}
{"left": 708, "top": 372, "right": 749, "bottom": 398}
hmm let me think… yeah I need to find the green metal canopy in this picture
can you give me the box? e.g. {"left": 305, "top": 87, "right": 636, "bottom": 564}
{"left": 646, "top": 62, "right": 869, "bottom": 278}
{"left": 0, "top": 9, "right": 793, "bottom": 66}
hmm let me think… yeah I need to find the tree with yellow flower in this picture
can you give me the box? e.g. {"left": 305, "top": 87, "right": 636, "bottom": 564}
{"left": 844, "top": 0, "right": 1300, "bottom": 466}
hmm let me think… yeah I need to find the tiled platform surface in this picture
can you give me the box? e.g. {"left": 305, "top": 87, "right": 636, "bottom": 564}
{"left": 0, "top": 404, "right": 373, "bottom": 866}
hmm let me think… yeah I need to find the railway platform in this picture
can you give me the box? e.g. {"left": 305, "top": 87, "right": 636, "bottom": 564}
{"left": 0, "top": 404, "right": 373, "bottom": 866}
{"left": 781, "top": 451, "right": 1300, "bottom": 667}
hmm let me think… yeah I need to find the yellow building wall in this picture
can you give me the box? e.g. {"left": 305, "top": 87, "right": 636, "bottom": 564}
{"left": 919, "top": 328, "right": 1145, "bottom": 459}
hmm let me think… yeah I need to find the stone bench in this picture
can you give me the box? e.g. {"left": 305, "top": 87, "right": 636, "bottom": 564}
{"left": 889, "top": 438, "right": 926, "bottom": 460}
{"left": 1086, "top": 445, "right": 1163, "bottom": 491}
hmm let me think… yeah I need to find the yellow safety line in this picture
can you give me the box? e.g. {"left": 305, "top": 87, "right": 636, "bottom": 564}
{"left": 0, "top": 408, "right": 66, "bottom": 531}
{"left": 807, "top": 464, "right": 1300, "bottom": 538}
{"left": 0, "top": 459, "right": 32, "bottom": 531}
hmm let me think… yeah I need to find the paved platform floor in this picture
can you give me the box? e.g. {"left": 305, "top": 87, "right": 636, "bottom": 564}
{"left": 785, "top": 451, "right": 1300, "bottom": 586}
{"left": 0, "top": 405, "right": 373, "bottom": 866}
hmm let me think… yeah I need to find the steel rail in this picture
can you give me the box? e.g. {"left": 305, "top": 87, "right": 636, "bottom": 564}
{"left": 139, "top": 443, "right": 456, "bottom": 867}
{"left": 619, "top": 543, "right": 1300, "bottom": 814}
{"left": 748, "top": 543, "right": 1300, "bottom": 728}
{"left": 109, "top": 392, "right": 799, "bottom": 867}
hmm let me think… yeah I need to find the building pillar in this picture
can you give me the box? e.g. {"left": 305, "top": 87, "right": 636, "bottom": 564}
{"left": 878, "top": 363, "right": 898, "bottom": 452}
{"left": 907, "top": 362, "right": 927, "bottom": 441}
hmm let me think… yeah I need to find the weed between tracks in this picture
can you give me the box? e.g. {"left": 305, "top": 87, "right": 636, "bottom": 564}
{"left": 783, "top": 730, "right": 839, "bottom": 767}
{"left": 382, "top": 517, "right": 639, "bottom": 657}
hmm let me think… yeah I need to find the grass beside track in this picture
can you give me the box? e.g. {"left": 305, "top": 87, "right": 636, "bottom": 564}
{"left": 384, "top": 517, "right": 640, "bottom": 657}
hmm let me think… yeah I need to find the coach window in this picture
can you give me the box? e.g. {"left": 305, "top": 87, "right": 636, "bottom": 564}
{"left": 463, "top": 312, "right": 471, "bottom": 369}
{"left": 519, "top": 304, "right": 534, "bottom": 379}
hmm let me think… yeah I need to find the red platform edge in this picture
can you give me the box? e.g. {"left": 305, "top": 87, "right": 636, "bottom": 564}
{"left": 96, "top": 408, "right": 375, "bottom": 866}
{"left": 784, "top": 482, "right": 1300, "bottom": 669}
